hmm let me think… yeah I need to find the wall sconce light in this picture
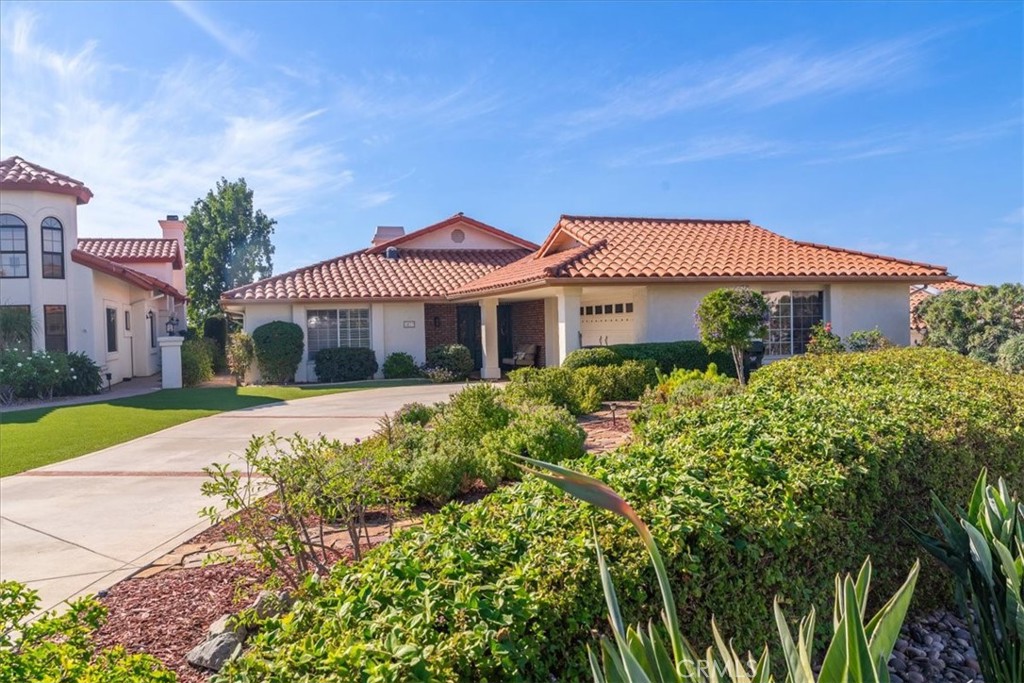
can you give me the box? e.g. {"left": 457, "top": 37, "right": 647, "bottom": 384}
{"left": 433, "top": 316, "right": 441, "bottom": 328}
{"left": 165, "top": 316, "right": 179, "bottom": 335}
{"left": 146, "top": 311, "right": 155, "bottom": 320}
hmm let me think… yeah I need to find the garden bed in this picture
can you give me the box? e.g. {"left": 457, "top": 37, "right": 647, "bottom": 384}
{"left": 89, "top": 405, "right": 634, "bottom": 680}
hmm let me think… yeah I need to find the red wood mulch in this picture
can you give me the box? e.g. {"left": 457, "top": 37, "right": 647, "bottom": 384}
{"left": 90, "top": 408, "right": 634, "bottom": 681}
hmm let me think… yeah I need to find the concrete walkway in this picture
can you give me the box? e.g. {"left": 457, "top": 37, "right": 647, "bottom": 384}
{"left": 0, "top": 382, "right": 463, "bottom": 615}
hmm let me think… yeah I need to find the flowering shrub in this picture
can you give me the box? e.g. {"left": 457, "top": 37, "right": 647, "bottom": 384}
{"left": 0, "top": 350, "right": 97, "bottom": 402}
{"left": 57, "top": 352, "right": 102, "bottom": 396}
{"left": 805, "top": 321, "right": 843, "bottom": 354}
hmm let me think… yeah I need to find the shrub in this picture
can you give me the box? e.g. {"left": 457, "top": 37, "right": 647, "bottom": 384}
{"left": 24, "top": 351, "right": 71, "bottom": 399}
{"left": 562, "top": 346, "right": 622, "bottom": 370}
{"left": 480, "top": 404, "right": 585, "bottom": 481}
{"left": 0, "top": 580, "right": 174, "bottom": 682}
{"left": 181, "top": 338, "right": 215, "bottom": 387}
{"left": 57, "top": 351, "right": 102, "bottom": 396}
{"left": 506, "top": 361, "right": 655, "bottom": 415}
{"left": 997, "top": 333, "right": 1024, "bottom": 374}
{"left": 0, "top": 306, "right": 34, "bottom": 352}
{"left": 394, "top": 401, "right": 437, "bottom": 426}
{"left": 918, "top": 283, "right": 1024, "bottom": 363}
{"left": 425, "top": 343, "right": 475, "bottom": 380}
{"left": 805, "top": 320, "right": 843, "bottom": 354}
{"left": 631, "top": 364, "right": 738, "bottom": 428}
{"left": 313, "top": 347, "right": 378, "bottom": 382}
{"left": 695, "top": 287, "right": 770, "bottom": 384}
{"left": 226, "top": 331, "right": 256, "bottom": 384}
{"left": 608, "top": 340, "right": 736, "bottom": 377}
{"left": 0, "top": 350, "right": 31, "bottom": 404}
{"left": 252, "top": 321, "right": 304, "bottom": 383}
{"left": 423, "top": 366, "right": 458, "bottom": 383}
{"left": 505, "top": 366, "right": 579, "bottom": 412}
{"left": 845, "top": 327, "right": 893, "bottom": 352}
{"left": 224, "top": 348, "right": 1024, "bottom": 681}
{"left": 382, "top": 351, "right": 420, "bottom": 379}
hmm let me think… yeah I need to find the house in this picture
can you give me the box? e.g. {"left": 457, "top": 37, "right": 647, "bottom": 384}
{"left": 222, "top": 213, "right": 952, "bottom": 381}
{"left": 0, "top": 156, "right": 187, "bottom": 384}
{"left": 909, "top": 279, "right": 983, "bottom": 345}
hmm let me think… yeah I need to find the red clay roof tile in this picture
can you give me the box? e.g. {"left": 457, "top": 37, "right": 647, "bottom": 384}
{"left": 454, "top": 215, "right": 951, "bottom": 295}
{"left": 78, "top": 238, "right": 182, "bottom": 269}
{"left": 0, "top": 156, "right": 93, "bottom": 205}
{"left": 71, "top": 249, "right": 186, "bottom": 301}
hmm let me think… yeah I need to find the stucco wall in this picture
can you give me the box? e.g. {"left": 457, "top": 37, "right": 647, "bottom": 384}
{"left": 828, "top": 282, "right": 911, "bottom": 346}
{"left": 396, "top": 221, "right": 522, "bottom": 250}
{"left": 644, "top": 283, "right": 722, "bottom": 342}
{"left": 381, "top": 302, "right": 427, "bottom": 364}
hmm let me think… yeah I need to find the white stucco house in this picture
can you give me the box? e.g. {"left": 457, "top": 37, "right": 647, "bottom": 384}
{"left": 222, "top": 212, "right": 952, "bottom": 382}
{"left": 0, "top": 156, "right": 187, "bottom": 384}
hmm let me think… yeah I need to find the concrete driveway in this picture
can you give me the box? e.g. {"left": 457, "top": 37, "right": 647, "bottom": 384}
{"left": 0, "top": 382, "right": 463, "bottom": 615}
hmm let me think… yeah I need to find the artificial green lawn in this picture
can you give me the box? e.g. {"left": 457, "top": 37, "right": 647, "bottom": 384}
{"left": 0, "top": 380, "right": 427, "bottom": 477}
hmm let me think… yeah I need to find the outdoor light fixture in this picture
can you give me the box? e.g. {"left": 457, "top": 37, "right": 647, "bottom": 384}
{"left": 165, "top": 316, "right": 179, "bottom": 335}
{"left": 434, "top": 316, "right": 441, "bottom": 328}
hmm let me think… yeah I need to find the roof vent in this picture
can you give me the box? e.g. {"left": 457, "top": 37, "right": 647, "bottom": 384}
{"left": 166, "top": 214, "right": 179, "bottom": 221}
{"left": 372, "top": 225, "right": 405, "bottom": 246}
{"left": 385, "top": 246, "right": 400, "bottom": 260}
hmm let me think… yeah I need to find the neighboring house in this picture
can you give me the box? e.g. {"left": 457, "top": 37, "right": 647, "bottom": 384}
{"left": 223, "top": 213, "right": 952, "bottom": 382}
{"left": 909, "top": 279, "right": 983, "bottom": 345}
{"left": 0, "top": 156, "right": 187, "bottom": 384}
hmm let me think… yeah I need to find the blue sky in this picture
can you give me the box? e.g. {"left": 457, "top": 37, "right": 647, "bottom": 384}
{"left": 1, "top": 1, "right": 1021, "bottom": 284}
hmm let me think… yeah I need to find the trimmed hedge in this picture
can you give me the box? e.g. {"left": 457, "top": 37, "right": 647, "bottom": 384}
{"left": 564, "top": 340, "right": 736, "bottom": 377}
{"left": 314, "top": 347, "right": 378, "bottom": 382}
{"left": 504, "top": 360, "right": 655, "bottom": 414}
{"left": 382, "top": 352, "right": 420, "bottom": 379}
{"left": 252, "top": 321, "right": 304, "bottom": 384}
{"left": 181, "top": 338, "right": 215, "bottom": 387}
{"left": 222, "top": 349, "right": 1024, "bottom": 682}
{"left": 562, "top": 347, "right": 622, "bottom": 370}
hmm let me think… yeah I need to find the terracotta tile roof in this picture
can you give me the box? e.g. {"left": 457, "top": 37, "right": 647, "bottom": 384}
{"left": 366, "top": 213, "right": 539, "bottom": 254}
{"left": 910, "top": 280, "right": 983, "bottom": 332}
{"left": 78, "top": 238, "right": 182, "bottom": 269}
{"left": 453, "top": 215, "right": 951, "bottom": 296}
{"left": 71, "top": 249, "right": 187, "bottom": 301}
{"left": 221, "top": 248, "right": 532, "bottom": 302}
{"left": 0, "top": 156, "right": 93, "bottom": 205}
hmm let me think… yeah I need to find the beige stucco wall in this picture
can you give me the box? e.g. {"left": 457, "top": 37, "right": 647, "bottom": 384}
{"left": 828, "top": 282, "right": 911, "bottom": 346}
{"left": 395, "top": 221, "right": 522, "bottom": 250}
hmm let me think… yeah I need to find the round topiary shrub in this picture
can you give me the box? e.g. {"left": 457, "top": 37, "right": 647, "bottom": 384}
{"left": 252, "top": 321, "right": 304, "bottom": 384}
{"left": 425, "top": 344, "right": 474, "bottom": 380}
{"left": 313, "top": 347, "right": 378, "bottom": 382}
{"left": 562, "top": 347, "right": 622, "bottom": 370}
{"left": 382, "top": 352, "right": 420, "bottom": 379}
{"left": 997, "top": 333, "right": 1024, "bottom": 374}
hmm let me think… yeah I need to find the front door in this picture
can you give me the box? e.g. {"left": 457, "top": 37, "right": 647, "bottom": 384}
{"left": 456, "top": 304, "right": 482, "bottom": 371}
{"left": 497, "top": 304, "right": 513, "bottom": 369}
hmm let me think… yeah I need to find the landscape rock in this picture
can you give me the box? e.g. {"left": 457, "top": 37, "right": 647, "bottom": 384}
{"left": 186, "top": 632, "right": 242, "bottom": 671}
{"left": 251, "top": 589, "right": 292, "bottom": 619}
{"left": 208, "top": 613, "right": 247, "bottom": 640}
{"left": 888, "top": 610, "right": 984, "bottom": 682}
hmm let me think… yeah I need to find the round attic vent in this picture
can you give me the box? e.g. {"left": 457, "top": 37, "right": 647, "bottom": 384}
{"left": 451, "top": 228, "right": 466, "bottom": 243}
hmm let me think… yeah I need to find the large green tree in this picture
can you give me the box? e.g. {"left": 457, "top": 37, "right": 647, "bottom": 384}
{"left": 185, "top": 178, "right": 276, "bottom": 328}
{"left": 918, "top": 283, "right": 1024, "bottom": 364}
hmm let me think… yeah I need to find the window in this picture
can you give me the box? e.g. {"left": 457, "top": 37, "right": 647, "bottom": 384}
{"left": 0, "top": 214, "right": 28, "bottom": 278}
{"left": 44, "top": 305, "right": 67, "bottom": 352}
{"left": 0, "top": 305, "right": 32, "bottom": 351}
{"left": 106, "top": 307, "right": 118, "bottom": 353}
{"left": 306, "top": 308, "right": 370, "bottom": 356}
{"left": 41, "top": 217, "right": 64, "bottom": 279}
{"left": 149, "top": 313, "right": 157, "bottom": 348}
{"left": 764, "top": 290, "right": 824, "bottom": 356}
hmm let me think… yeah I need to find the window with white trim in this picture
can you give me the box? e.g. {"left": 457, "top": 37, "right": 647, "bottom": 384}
{"left": 0, "top": 214, "right": 28, "bottom": 278}
{"left": 763, "top": 290, "right": 823, "bottom": 356}
{"left": 306, "top": 309, "right": 370, "bottom": 356}
{"left": 41, "top": 217, "right": 64, "bottom": 279}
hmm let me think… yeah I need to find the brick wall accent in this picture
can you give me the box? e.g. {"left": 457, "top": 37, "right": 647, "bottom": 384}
{"left": 424, "top": 303, "right": 458, "bottom": 351}
{"left": 510, "top": 299, "right": 546, "bottom": 367}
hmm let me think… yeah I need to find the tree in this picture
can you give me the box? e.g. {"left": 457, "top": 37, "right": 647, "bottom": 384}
{"left": 695, "top": 287, "right": 770, "bottom": 385}
{"left": 918, "top": 283, "right": 1024, "bottom": 364}
{"left": 185, "top": 178, "right": 276, "bottom": 328}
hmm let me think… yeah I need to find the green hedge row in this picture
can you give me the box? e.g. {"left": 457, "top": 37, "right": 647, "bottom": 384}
{"left": 221, "top": 348, "right": 1024, "bottom": 681}
{"left": 564, "top": 340, "right": 737, "bottom": 376}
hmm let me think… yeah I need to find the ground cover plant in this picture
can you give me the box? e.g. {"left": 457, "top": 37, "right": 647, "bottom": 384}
{"left": 0, "top": 382, "right": 419, "bottom": 476}
{"left": 220, "top": 348, "right": 1024, "bottom": 681}
{"left": 0, "top": 580, "right": 174, "bottom": 682}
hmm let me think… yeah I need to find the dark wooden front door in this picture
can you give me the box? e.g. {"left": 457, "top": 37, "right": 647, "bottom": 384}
{"left": 498, "top": 304, "right": 513, "bottom": 368}
{"left": 456, "top": 305, "right": 482, "bottom": 371}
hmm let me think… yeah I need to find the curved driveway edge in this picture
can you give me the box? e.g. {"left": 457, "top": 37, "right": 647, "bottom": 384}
{"left": 0, "top": 383, "right": 463, "bottom": 616}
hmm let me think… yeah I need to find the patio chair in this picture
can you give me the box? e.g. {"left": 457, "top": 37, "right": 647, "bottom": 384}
{"left": 502, "top": 344, "right": 539, "bottom": 369}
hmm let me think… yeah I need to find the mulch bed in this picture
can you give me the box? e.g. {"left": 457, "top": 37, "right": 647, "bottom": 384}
{"left": 91, "top": 405, "right": 636, "bottom": 680}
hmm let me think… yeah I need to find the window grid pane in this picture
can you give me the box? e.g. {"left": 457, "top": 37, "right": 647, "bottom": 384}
{"left": 306, "top": 309, "right": 339, "bottom": 357}
{"left": 44, "top": 305, "right": 67, "bottom": 353}
{"left": 106, "top": 308, "right": 118, "bottom": 353}
{"left": 0, "top": 219, "right": 28, "bottom": 278}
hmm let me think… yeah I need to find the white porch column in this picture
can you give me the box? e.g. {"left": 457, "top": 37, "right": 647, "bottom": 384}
{"left": 370, "top": 303, "right": 386, "bottom": 378}
{"left": 556, "top": 287, "right": 582, "bottom": 365}
{"left": 480, "top": 297, "right": 501, "bottom": 379}
{"left": 157, "top": 336, "right": 184, "bottom": 389}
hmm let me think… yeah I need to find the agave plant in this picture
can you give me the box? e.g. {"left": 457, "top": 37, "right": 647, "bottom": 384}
{"left": 520, "top": 456, "right": 920, "bottom": 683}
{"left": 908, "top": 468, "right": 1024, "bottom": 683}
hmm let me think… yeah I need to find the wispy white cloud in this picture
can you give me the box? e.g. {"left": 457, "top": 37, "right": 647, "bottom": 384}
{"left": 608, "top": 134, "right": 789, "bottom": 167}
{"left": 0, "top": 8, "right": 348, "bottom": 238}
{"left": 559, "top": 36, "right": 929, "bottom": 140}
{"left": 168, "top": 0, "right": 256, "bottom": 59}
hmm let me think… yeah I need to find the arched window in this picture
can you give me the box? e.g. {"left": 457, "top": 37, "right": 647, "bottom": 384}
{"left": 41, "top": 217, "right": 65, "bottom": 279}
{"left": 0, "top": 214, "right": 28, "bottom": 278}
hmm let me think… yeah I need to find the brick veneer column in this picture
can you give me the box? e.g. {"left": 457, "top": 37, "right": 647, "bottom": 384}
{"left": 424, "top": 303, "right": 458, "bottom": 351}
{"left": 511, "top": 300, "right": 546, "bottom": 367}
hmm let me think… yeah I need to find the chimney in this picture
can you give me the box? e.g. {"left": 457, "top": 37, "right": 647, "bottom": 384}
{"left": 158, "top": 215, "right": 187, "bottom": 268}
{"left": 372, "top": 225, "right": 404, "bottom": 246}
